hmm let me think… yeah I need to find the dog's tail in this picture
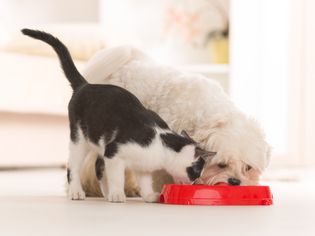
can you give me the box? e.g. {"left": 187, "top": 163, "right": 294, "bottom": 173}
{"left": 21, "top": 28, "right": 86, "bottom": 90}
{"left": 82, "top": 46, "right": 150, "bottom": 84}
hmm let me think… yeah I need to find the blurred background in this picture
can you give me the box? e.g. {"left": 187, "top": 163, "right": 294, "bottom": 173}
{"left": 0, "top": 0, "right": 314, "bottom": 180}
{"left": 1, "top": 1, "right": 315, "bottom": 235}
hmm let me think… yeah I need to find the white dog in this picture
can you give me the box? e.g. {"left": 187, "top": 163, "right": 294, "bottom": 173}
{"left": 79, "top": 46, "right": 270, "bottom": 196}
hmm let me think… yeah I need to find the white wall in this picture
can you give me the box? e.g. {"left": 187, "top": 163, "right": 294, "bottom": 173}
{"left": 230, "top": 0, "right": 315, "bottom": 166}
{"left": 302, "top": 0, "right": 315, "bottom": 165}
{"left": 230, "top": 0, "right": 290, "bottom": 159}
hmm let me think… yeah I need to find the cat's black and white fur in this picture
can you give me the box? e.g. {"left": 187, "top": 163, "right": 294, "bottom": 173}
{"left": 22, "top": 29, "right": 215, "bottom": 203}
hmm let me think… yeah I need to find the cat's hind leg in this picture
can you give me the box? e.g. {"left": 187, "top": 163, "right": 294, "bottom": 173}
{"left": 135, "top": 172, "right": 160, "bottom": 203}
{"left": 105, "top": 157, "right": 126, "bottom": 203}
{"left": 67, "top": 137, "right": 89, "bottom": 200}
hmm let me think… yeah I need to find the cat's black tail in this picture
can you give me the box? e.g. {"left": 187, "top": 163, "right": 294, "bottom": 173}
{"left": 21, "top": 28, "right": 86, "bottom": 90}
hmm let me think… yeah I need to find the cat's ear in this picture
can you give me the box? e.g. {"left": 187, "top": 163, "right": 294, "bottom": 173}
{"left": 181, "top": 130, "right": 190, "bottom": 138}
{"left": 195, "top": 147, "right": 216, "bottom": 161}
{"left": 181, "top": 130, "right": 194, "bottom": 142}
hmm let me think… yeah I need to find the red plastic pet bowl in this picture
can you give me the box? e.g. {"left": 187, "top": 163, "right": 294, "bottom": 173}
{"left": 159, "top": 184, "right": 273, "bottom": 206}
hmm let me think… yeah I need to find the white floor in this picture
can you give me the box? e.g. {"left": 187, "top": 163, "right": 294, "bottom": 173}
{"left": 0, "top": 169, "right": 314, "bottom": 236}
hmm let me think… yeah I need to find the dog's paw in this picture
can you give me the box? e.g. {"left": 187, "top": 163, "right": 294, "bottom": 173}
{"left": 107, "top": 191, "right": 126, "bottom": 203}
{"left": 68, "top": 186, "right": 86, "bottom": 200}
{"left": 125, "top": 186, "right": 140, "bottom": 197}
{"left": 143, "top": 192, "right": 160, "bottom": 203}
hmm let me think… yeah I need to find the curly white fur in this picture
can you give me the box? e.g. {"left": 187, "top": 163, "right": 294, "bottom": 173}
{"left": 81, "top": 46, "right": 270, "bottom": 188}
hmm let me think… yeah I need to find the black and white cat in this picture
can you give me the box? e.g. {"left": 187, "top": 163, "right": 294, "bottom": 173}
{"left": 22, "top": 29, "right": 215, "bottom": 203}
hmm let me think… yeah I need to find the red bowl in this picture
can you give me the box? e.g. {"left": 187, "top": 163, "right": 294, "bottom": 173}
{"left": 159, "top": 184, "right": 273, "bottom": 206}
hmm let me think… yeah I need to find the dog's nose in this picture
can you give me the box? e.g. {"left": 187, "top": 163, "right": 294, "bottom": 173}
{"left": 228, "top": 178, "right": 241, "bottom": 186}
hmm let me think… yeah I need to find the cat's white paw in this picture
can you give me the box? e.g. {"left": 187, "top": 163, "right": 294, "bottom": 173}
{"left": 107, "top": 191, "right": 126, "bottom": 203}
{"left": 143, "top": 192, "right": 160, "bottom": 203}
{"left": 68, "top": 186, "right": 86, "bottom": 200}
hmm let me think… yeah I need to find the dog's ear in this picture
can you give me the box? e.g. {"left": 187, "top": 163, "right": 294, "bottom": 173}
{"left": 181, "top": 130, "right": 195, "bottom": 142}
{"left": 193, "top": 116, "right": 230, "bottom": 143}
{"left": 195, "top": 147, "right": 216, "bottom": 161}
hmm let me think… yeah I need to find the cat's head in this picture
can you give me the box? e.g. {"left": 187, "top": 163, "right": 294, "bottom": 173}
{"left": 165, "top": 130, "right": 216, "bottom": 184}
